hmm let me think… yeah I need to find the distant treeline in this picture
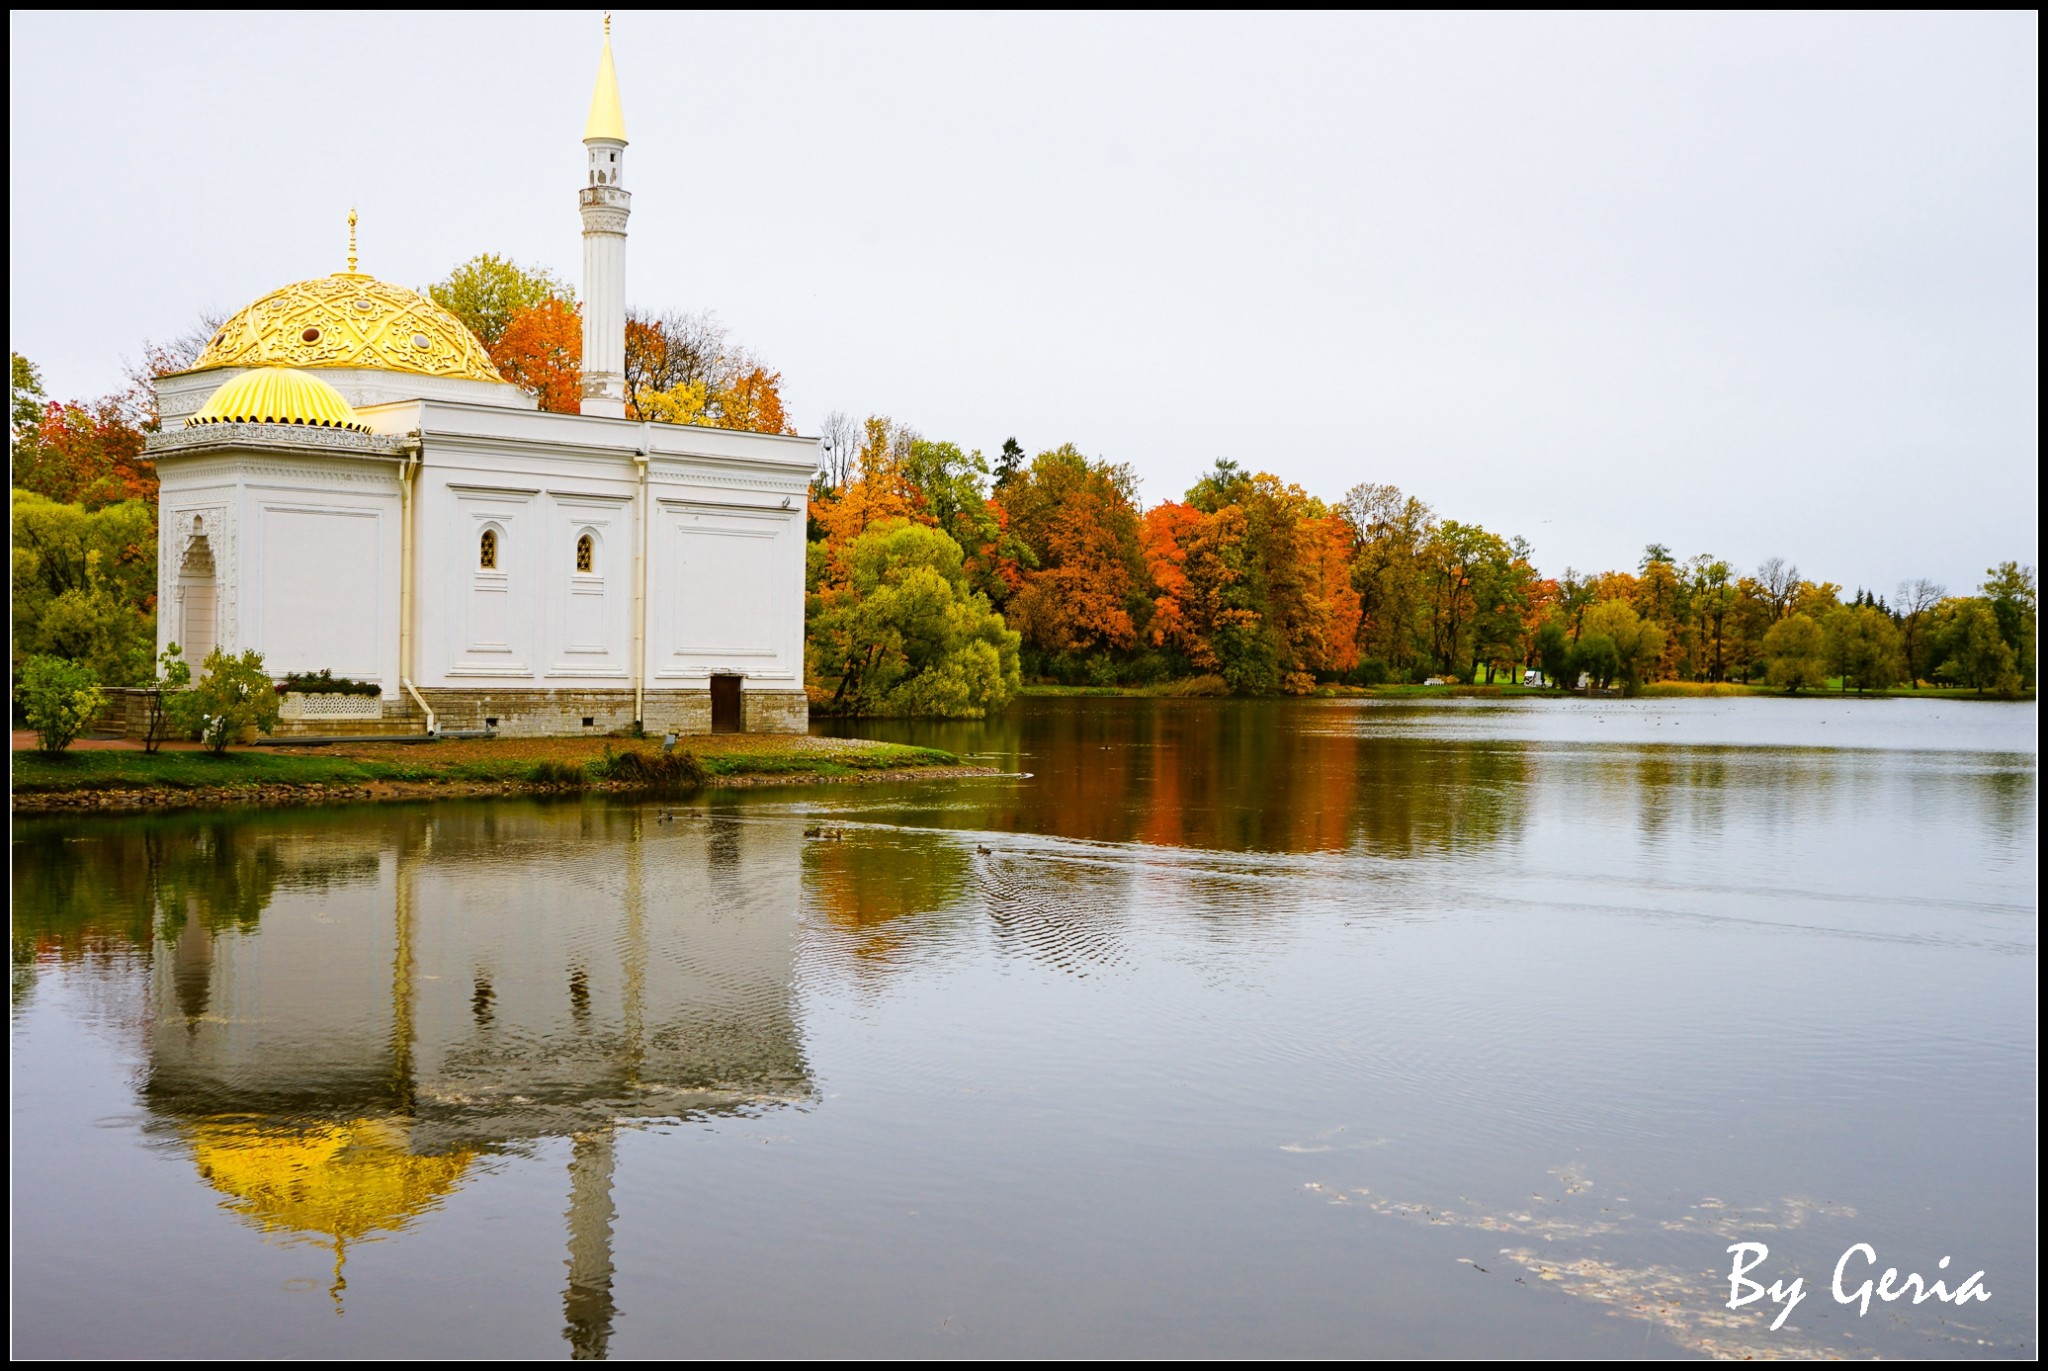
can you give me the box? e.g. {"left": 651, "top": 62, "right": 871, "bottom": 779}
{"left": 804, "top": 417, "right": 2036, "bottom": 707}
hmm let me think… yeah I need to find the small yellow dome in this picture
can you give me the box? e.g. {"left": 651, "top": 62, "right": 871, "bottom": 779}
{"left": 189, "top": 272, "right": 506, "bottom": 385}
{"left": 187, "top": 367, "right": 371, "bottom": 433}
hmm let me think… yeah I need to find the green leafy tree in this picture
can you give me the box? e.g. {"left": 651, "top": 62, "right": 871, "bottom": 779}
{"left": 1762, "top": 614, "right": 1827, "bottom": 692}
{"left": 1934, "top": 599, "right": 2021, "bottom": 696}
{"left": 807, "top": 520, "right": 1022, "bottom": 717}
{"left": 1342, "top": 483, "right": 1435, "bottom": 680}
{"left": 1534, "top": 619, "right": 1572, "bottom": 687}
{"left": 426, "top": 253, "right": 572, "bottom": 349}
{"left": 993, "top": 437, "right": 1025, "bottom": 488}
{"left": 171, "top": 648, "right": 281, "bottom": 754}
{"left": 1980, "top": 562, "right": 2037, "bottom": 688}
{"left": 1579, "top": 599, "right": 1666, "bottom": 693}
{"left": 12, "top": 351, "right": 46, "bottom": 439}
{"left": 12, "top": 492, "right": 157, "bottom": 683}
{"left": 1822, "top": 605, "right": 1905, "bottom": 694}
{"left": 16, "top": 655, "right": 105, "bottom": 754}
{"left": 1571, "top": 631, "right": 1620, "bottom": 690}
{"left": 902, "top": 438, "right": 995, "bottom": 555}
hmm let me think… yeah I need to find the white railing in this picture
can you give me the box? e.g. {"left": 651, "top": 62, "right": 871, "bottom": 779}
{"left": 279, "top": 692, "right": 384, "bottom": 722}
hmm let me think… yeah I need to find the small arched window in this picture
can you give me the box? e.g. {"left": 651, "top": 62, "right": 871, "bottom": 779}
{"left": 480, "top": 528, "right": 498, "bottom": 570}
{"left": 576, "top": 533, "right": 595, "bottom": 574}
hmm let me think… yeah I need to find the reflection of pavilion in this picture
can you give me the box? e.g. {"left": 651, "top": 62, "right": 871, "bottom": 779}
{"left": 142, "top": 806, "right": 810, "bottom": 1359}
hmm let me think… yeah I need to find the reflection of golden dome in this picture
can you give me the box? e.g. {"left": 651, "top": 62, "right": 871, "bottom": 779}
{"left": 189, "top": 273, "right": 505, "bottom": 384}
{"left": 186, "top": 367, "right": 370, "bottom": 433}
{"left": 189, "top": 1118, "right": 475, "bottom": 1245}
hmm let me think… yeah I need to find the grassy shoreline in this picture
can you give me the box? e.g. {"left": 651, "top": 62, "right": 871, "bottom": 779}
{"left": 11, "top": 735, "right": 987, "bottom": 815}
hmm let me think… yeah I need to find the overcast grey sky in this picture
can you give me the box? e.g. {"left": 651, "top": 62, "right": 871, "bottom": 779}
{"left": 9, "top": 10, "right": 2037, "bottom": 593}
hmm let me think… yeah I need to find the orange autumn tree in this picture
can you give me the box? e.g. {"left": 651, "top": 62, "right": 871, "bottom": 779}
{"left": 809, "top": 416, "right": 929, "bottom": 561}
{"left": 1141, "top": 501, "right": 1257, "bottom": 675}
{"left": 490, "top": 298, "right": 583, "bottom": 413}
{"left": 995, "top": 444, "right": 1146, "bottom": 667}
{"left": 625, "top": 309, "right": 795, "bottom": 435}
{"left": 1143, "top": 469, "right": 1360, "bottom": 693}
{"left": 1301, "top": 510, "right": 1362, "bottom": 678}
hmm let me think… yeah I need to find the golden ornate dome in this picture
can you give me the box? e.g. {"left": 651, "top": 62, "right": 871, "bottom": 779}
{"left": 189, "top": 272, "right": 506, "bottom": 384}
{"left": 187, "top": 367, "right": 371, "bottom": 433}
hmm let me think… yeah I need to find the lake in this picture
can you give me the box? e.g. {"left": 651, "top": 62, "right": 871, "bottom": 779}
{"left": 10, "top": 696, "right": 2037, "bottom": 1358}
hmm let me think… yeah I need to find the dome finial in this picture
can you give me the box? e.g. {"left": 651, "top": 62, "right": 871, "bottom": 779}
{"left": 347, "top": 208, "right": 358, "bottom": 275}
{"left": 585, "top": 15, "right": 627, "bottom": 143}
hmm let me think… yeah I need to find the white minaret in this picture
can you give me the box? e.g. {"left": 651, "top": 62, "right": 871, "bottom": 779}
{"left": 579, "top": 15, "right": 630, "bottom": 419}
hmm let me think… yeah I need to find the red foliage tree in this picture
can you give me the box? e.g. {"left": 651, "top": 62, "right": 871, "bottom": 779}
{"left": 13, "top": 398, "right": 153, "bottom": 508}
{"left": 490, "top": 298, "right": 584, "bottom": 413}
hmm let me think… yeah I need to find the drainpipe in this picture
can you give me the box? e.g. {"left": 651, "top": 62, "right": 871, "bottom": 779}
{"left": 398, "top": 435, "right": 438, "bottom": 737}
{"left": 632, "top": 427, "right": 650, "bottom": 732}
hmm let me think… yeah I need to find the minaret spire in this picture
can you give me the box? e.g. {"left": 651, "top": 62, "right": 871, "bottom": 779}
{"left": 579, "top": 14, "right": 630, "bottom": 418}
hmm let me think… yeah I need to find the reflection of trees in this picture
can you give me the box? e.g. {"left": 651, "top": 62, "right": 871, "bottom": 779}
{"left": 11, "top": 813, "right": 403, "bottom": 980}
{"left": 804, "top": 829, "right": 972, "bottom": 970}
{"left": 816, "top": 699, "right": 1534, "bottom": 858}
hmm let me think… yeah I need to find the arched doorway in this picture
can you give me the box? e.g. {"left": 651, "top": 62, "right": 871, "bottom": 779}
{"left": 180, "top": 536, "right": 217, "bottom": 664}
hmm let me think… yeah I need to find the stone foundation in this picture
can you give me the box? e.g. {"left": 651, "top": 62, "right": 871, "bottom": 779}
{"left": 94, "top": 686, "right": 807, "bottom": 740}
{"left": 416, "top": 687, "right": 807, "bottom": 738}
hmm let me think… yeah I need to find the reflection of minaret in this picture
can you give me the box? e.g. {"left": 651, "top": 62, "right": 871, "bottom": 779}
{"left": 561, "top": 813, "right": 644, "bottom": 1358}
{"left": 562, "top": 1129, "right": 619, "bottom": 1359}
{"left": 390, "top": 848, "right": 418, "bottom": 1113}
{"left": 172, "top": 904, "right": 213, "bottom": 1030}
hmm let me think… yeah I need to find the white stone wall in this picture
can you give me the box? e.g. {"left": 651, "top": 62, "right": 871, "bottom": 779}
{"left": 380, "top": 400, "right": 814, "bottom": 715}
{"left": 155, "top": 434, "right": 405, "bottom": 694}
{"left": 151, "top": 402, "right": 817, "bottom": 731}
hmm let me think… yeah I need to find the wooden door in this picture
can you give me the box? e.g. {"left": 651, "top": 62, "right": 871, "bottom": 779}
{"left": 711, "top": 674, "right": 742, "bottom": 733}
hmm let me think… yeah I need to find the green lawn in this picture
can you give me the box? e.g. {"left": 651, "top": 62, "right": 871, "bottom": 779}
{"left": 11, "top": 740, "right": 963, "bottom": 795}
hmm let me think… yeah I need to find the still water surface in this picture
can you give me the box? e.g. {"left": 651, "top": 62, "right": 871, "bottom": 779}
{"left": 11, "top": 697, "right": 2037, "bottom": 1358}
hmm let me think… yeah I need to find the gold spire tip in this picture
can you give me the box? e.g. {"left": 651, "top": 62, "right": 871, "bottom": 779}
{"left": 346, "top": 208, "right": 359, "bottom": 275}
{"left": 604, "top": 11, "right": 611, "bottom": 36}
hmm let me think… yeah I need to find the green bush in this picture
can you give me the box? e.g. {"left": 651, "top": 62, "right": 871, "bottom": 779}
{"left": 15, "top": 655, "right": 105, "bottom": 754}
{"left": 141, "top": 643, "right": 192, "bottom": 754}
{"left": 525, "top": 759, "right": 588, "bottom": 787}
{"left": 170, "top": 648, "right": 282, "bottom": 755}
{"left": 593, "top": 746, "right": 707, "bottom": 791}
{"left": 276, "top": 669, "right": 382, "bottom": 697}
{"left": 1349, "top": 658, "right": 1392, "bottom": 687}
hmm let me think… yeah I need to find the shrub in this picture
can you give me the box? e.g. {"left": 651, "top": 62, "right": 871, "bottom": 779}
{"left": 170, "top": 648, "right": 282, "bottom": 755}
{"left": 16, "top": 655, "right": 105, "bottom": 754}
{"left": 525, "top": 759, "right": 588, "bottom": 787}
{"left": 593, "top": 746, "right": 707, "bottom": 791}
{"left": 1349, "top": 658, "right": 1392, "bottom": 687}
{"left": 1124, "top": 652, "right": 1173, "bottom": 686}
{"left": 140, "top": 643, "right": 192, "bottom": 755}
{"left": 1157, "top": 673, "right": 1230, "bottom": 698}
{"left": 276, "top": 669, "right": 382, "bottom": 697}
